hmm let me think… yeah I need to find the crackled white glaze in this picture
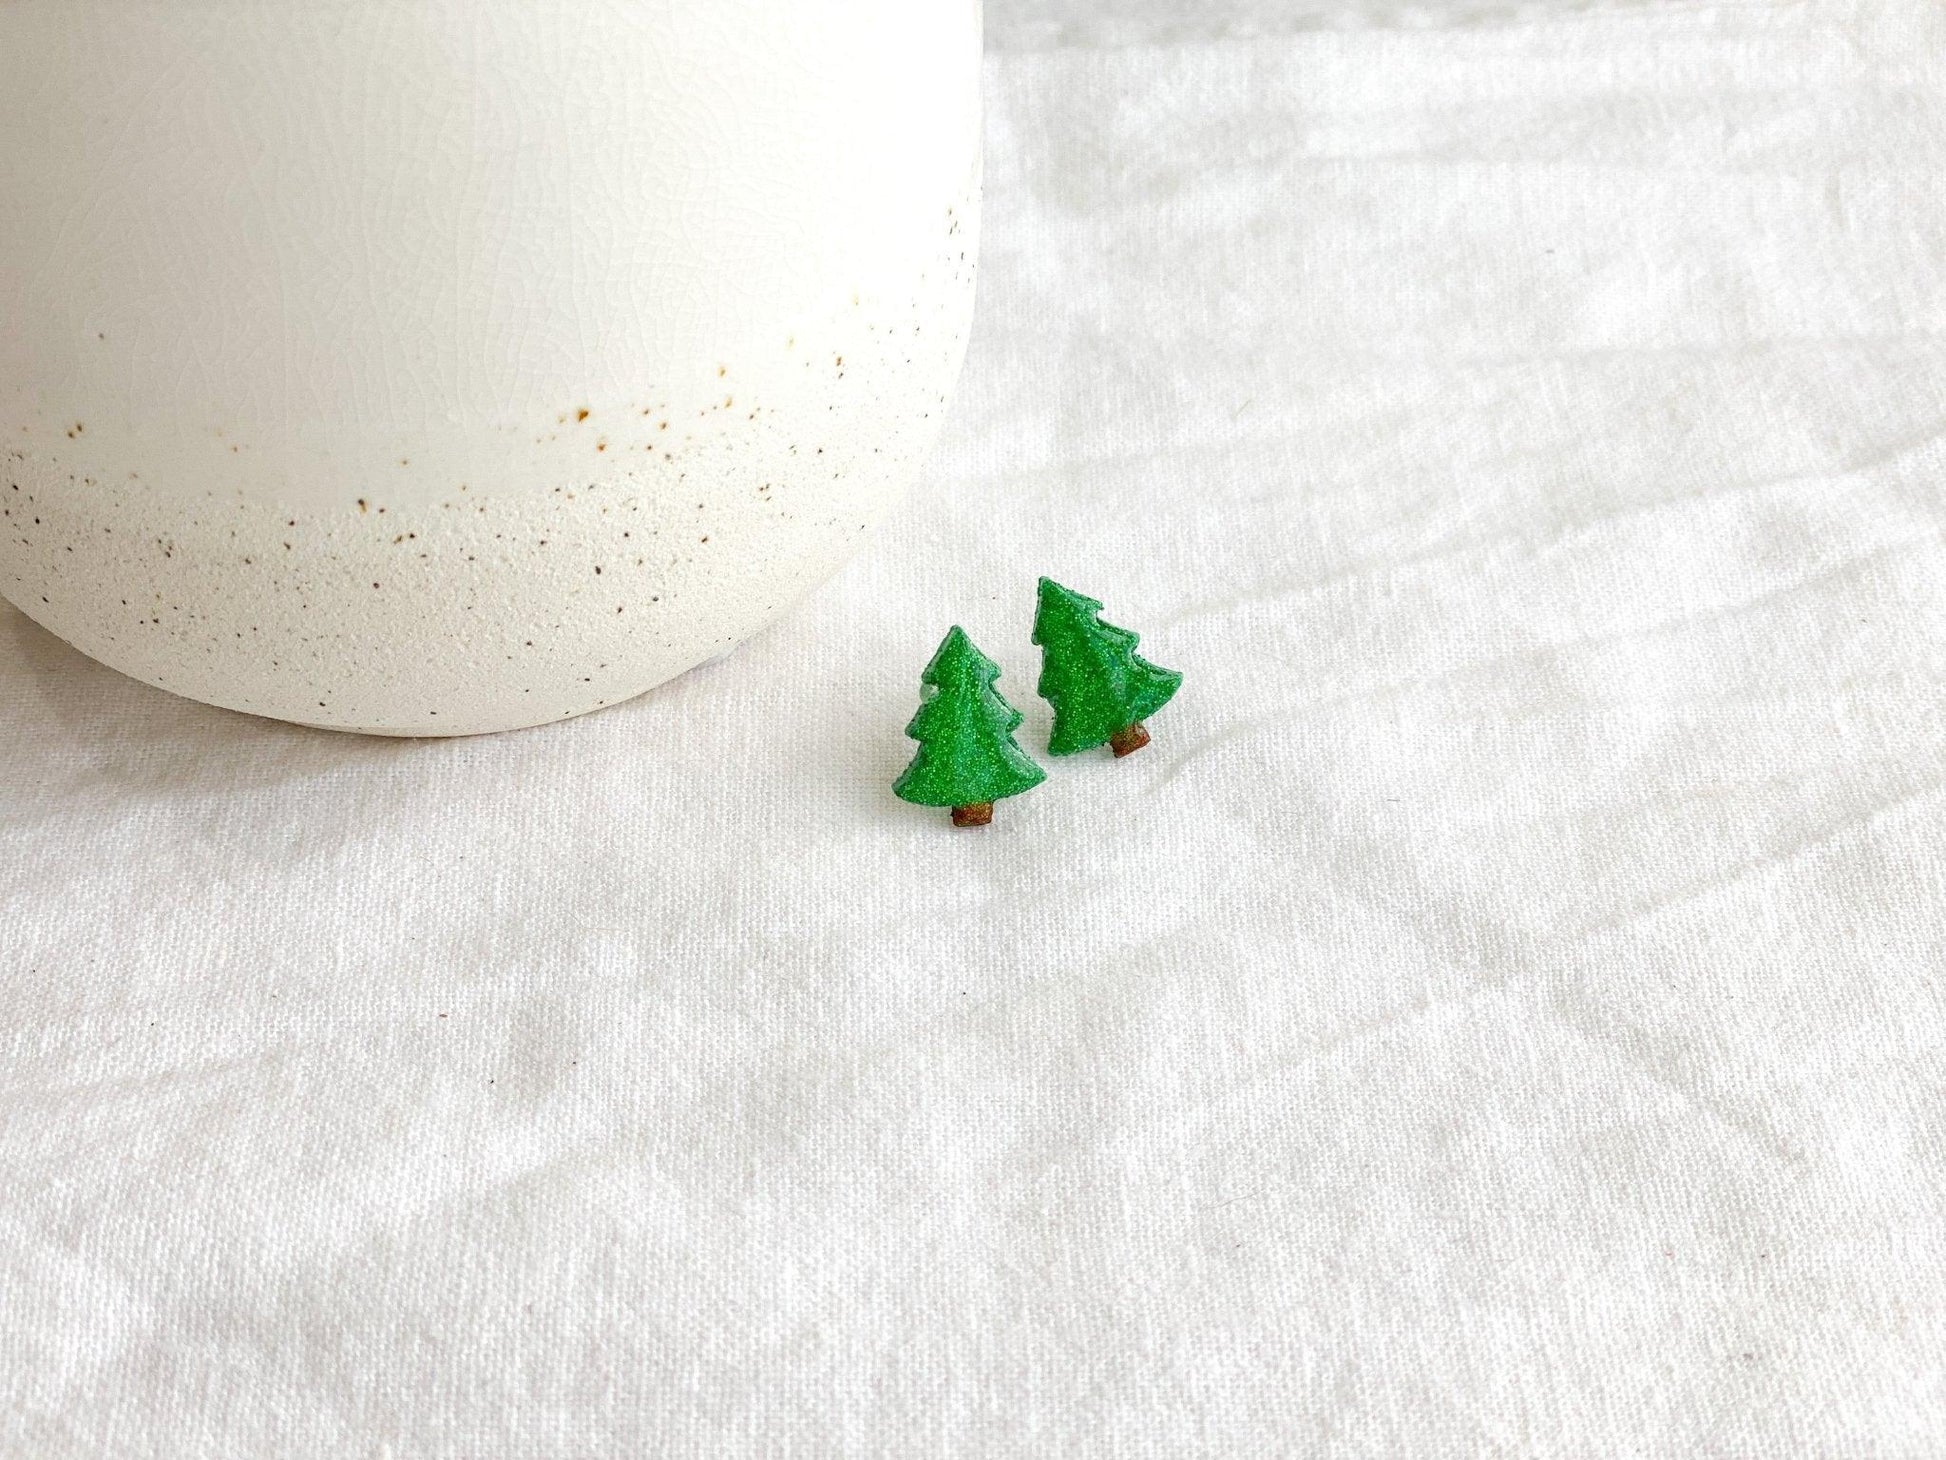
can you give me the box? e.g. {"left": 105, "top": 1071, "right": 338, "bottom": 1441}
{"left": 0, "top": 0, "right": 982, "bottom": 734}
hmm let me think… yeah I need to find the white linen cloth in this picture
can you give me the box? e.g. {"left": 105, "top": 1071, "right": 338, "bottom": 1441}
{"left": 5, "top": 0, "right": 1945, "bottom": 1453}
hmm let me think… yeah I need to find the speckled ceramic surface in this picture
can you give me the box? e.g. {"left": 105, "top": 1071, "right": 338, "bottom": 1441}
{"left": 0, "top": 1, "right": 983, "bottom": 734}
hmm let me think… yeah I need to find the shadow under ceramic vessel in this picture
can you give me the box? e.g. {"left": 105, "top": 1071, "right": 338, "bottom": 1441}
{"left": 0, "top": 1, "right": 982, "bottom": 734}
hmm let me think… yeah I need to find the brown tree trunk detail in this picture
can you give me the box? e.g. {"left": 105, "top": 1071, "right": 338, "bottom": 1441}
{"left": 952, "top": 802, "right": 995, "bottom": 828}
{"left": 1110, "top": 722, "right": 1151, "bottom": 758}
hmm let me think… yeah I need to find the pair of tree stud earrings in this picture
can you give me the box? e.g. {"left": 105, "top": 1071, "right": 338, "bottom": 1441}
{"left": 894, "top": 577, "right": 1185, "bottom": 828}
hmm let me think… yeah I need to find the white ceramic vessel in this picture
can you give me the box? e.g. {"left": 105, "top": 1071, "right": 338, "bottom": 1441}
{"left": 0, "top": 1, "right": 982, "bottom": 734}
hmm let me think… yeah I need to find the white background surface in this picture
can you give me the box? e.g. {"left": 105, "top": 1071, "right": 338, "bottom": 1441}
{"left": 5, "top": 0, "right": 1946, "bottom": 1454}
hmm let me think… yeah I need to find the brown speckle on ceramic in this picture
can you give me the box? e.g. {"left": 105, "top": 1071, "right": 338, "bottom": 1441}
{"left": 1, "top": 182, "right": 981, "bottom": 735}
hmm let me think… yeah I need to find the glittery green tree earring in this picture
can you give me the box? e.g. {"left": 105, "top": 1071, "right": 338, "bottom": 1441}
{"left": 1032, "top": 577, "right": 1183, "bottom": 758}
{"left": 894, "top": 626, "right": 1047, "bottom": 827}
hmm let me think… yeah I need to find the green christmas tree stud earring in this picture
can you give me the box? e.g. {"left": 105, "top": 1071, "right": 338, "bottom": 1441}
{"left": 1032, "top": 578, "right": 1184, "bottom": 758}
{"left": 894, "top": 626, "right": 1048, "bottom": 827}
